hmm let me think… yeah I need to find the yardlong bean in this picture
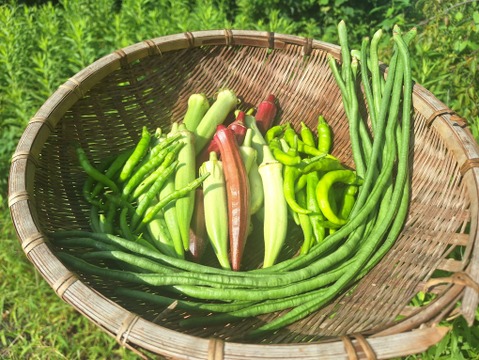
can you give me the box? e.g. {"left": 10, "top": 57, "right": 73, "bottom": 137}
{"left": 245, "top": 26, "right": 414, "bottom": 337}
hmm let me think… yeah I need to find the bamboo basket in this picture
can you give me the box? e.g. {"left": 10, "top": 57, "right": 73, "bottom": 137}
{"left": 8, "top": 30, "right": 479, "bottom": 359}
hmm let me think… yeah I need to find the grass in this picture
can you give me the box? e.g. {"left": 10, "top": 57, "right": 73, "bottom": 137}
{"left": 1, "top": 0, "right": 479, "bottom": 358}
{"left": 0, "top": 209, "right": 139, "bottom": 359}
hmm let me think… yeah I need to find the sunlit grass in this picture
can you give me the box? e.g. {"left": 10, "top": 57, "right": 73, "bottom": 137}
{"left": 0, "top": 208, "right": 140, "bottom": 359}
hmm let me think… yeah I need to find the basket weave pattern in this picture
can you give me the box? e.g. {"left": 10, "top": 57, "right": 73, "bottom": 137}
{"left": 8, "top": 30, "right": 479, "bottom": 359}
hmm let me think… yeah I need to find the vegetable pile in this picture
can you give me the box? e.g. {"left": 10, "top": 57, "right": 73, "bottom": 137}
{"left": 52, "top": 22, "right": 415, "bottom": 337}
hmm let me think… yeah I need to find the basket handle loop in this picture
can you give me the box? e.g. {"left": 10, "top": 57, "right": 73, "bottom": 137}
{"left": 426, "top": 108, "right": 467, "bottom": 128}
{"left": 303, "top": 37, "right": 313, "bottom": 56}
{"left": 208, "top": 337, "right": 224, "bottom": 360}
{"left": 424, "top": 271, "right": 479, "bottom": 294}
{"left": 224, "top": 29, "right": 233, "bottom": 46}
{"left": 353, "top": 334, "right": 377, "bottom": 360}
{"left": 460, "top": 158, "right": 479, "bottom": 176}
{"left": 116, "top": 313, "right": 140, "bottom": 347}
{"left": 340, "top": 334, "right": 377, "bottom": 360}
{"left": 340, "top": 336, "right": 358, "bottom": 360}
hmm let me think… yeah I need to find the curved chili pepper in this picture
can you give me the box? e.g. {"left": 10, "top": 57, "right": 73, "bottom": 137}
{"left": 214, "top": 124, "right": 250, "bottom": 271}
{"left": 265, "top": 124, "right": 286, "bottom": 144}
{"left": 305, "top": 172, "right": 326, "bottom": 244}
{"left": 296, "top": 188, "right": 314, "bottom": 255}
{"left": 339, "top": 184, "right": 358, "bottom": 220}
{"left": 119, "top": 126, "right": 151, "bottom": 183}
{"left": 315, "top": 169, "right": 363, "bottom": 226}
{"left": 299, "top": 155, "right": 344, "bottom": 174}
{"left": 294, "top": 173, "right": 308, "bottom": 193}
{"left": 283, "top": 165, "right": 311, "bottom": 215}
{"left": 317, "top": 115, "right": 332, "bottom": 154}
{"left": 269, "top": 138, "right": 301, "bottom": 166}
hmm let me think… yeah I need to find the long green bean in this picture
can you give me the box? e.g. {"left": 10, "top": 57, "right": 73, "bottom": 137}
{"left": 245, "top": 27, "right": 414, "bottom": 337}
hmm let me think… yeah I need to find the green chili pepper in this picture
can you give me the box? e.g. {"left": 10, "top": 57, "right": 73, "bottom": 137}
{"left": 119, "top": 207, "right": 135, "bottom": 241}
{"left": 122, "top": 141, "right": 183, "bottom": 200}
{"left": 300, "top": 121, "right": 316, "bottom": 148}
{"left": 317, "top": 115, "right": 332, "bottom": 154}
{"left": 299, "top": 155, "right": 344, "bottom": 174}
{"left": 75, "top": 145, "right": 119, "bottom": 194}
{"left": 265, "top": 124, "right": 286, "bottom": 144}
{"left": 119, "top": 126, "right": 151, "bottom": 182}
{"left": 269, "top": 138, "right": 301, "bottom": 166}
{"left": 89, "top": 205, "right": 102, "bottom": 233}
{"left": 130, "top": 159, "right": 178, "bottom": 230}
{"left": 283, "top": 165, "right": 311, "bottom": 215}
{"left": 294, "top": 174, "right": 308, "bottom": 193}
{"left": 296, "top": 188, "right": 314, "bottom": 255}
{"left": 83, "top": 148, "right": 133, "bottom": 205}
{"left": 315, "top": 169, "right": 363, "bottom": 226}
{"left": 339, "top": 185, "right": 358, "bottom": 220}
{"left": 284, "top": 125, "right": 324, "bottom": 157}
{"left": 99, "top": 201, "right": 116, "bottom": 234}
{"left": 305, "top": 172, "right": 326, "bottom": 244}
{"left": 139, "top": 172, "right": 210, "bottom": 230}
{"left": 82, "top": 176, "right": 102, "bottom": 208}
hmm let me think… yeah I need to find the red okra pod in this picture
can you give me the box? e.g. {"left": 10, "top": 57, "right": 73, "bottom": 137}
{"left": 213, "top": 124, "right": 251, "bottom": 271}
{"left": 255, "top": 94, "right": 277, "bottom": 135}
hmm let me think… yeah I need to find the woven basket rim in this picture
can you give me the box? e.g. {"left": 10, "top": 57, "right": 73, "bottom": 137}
{"left": 8, "top": 29, "right": 479, "bottom": 359}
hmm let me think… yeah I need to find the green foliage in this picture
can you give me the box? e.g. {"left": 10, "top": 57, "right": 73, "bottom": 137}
{"left": 411, "top": 0, "right": 479, "bottom": 139}
{"left": 0, "top": 210, "right": 139, "bottom": 359}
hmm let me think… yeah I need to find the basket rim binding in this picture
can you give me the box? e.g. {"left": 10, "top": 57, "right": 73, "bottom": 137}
{"left": 7, "top": 29, "right": 479, "bottom": 359}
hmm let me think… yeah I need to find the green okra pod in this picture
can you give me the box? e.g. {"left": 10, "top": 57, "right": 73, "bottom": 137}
{"left": 183, "top": 93, "right": 210, "bottom": 132}
{"left": 146, "top": 212, "right": 182, "bottom": 258}
{"left": 258, "top": 144, "right": 288, "bottom": 268}
{"left": 199, "top": 151, "right": 231, "bottom": 270}
{"left": 194, "top": 88, "right": 238, "bottom": 154}
{"left": 175, "top": 123, "right": 197, "bottom": 250}
{"left": 239, "top": 129, "right": 263, "bottom": 216}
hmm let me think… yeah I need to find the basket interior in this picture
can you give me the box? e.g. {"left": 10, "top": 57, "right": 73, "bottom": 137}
{"left": 29, "top": 38, "right": 472, "bottom": 344}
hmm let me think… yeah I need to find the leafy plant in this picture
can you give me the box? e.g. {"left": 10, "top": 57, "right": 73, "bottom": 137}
{"left": 411, "top": 0, "right": 479, "bottom": 139}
